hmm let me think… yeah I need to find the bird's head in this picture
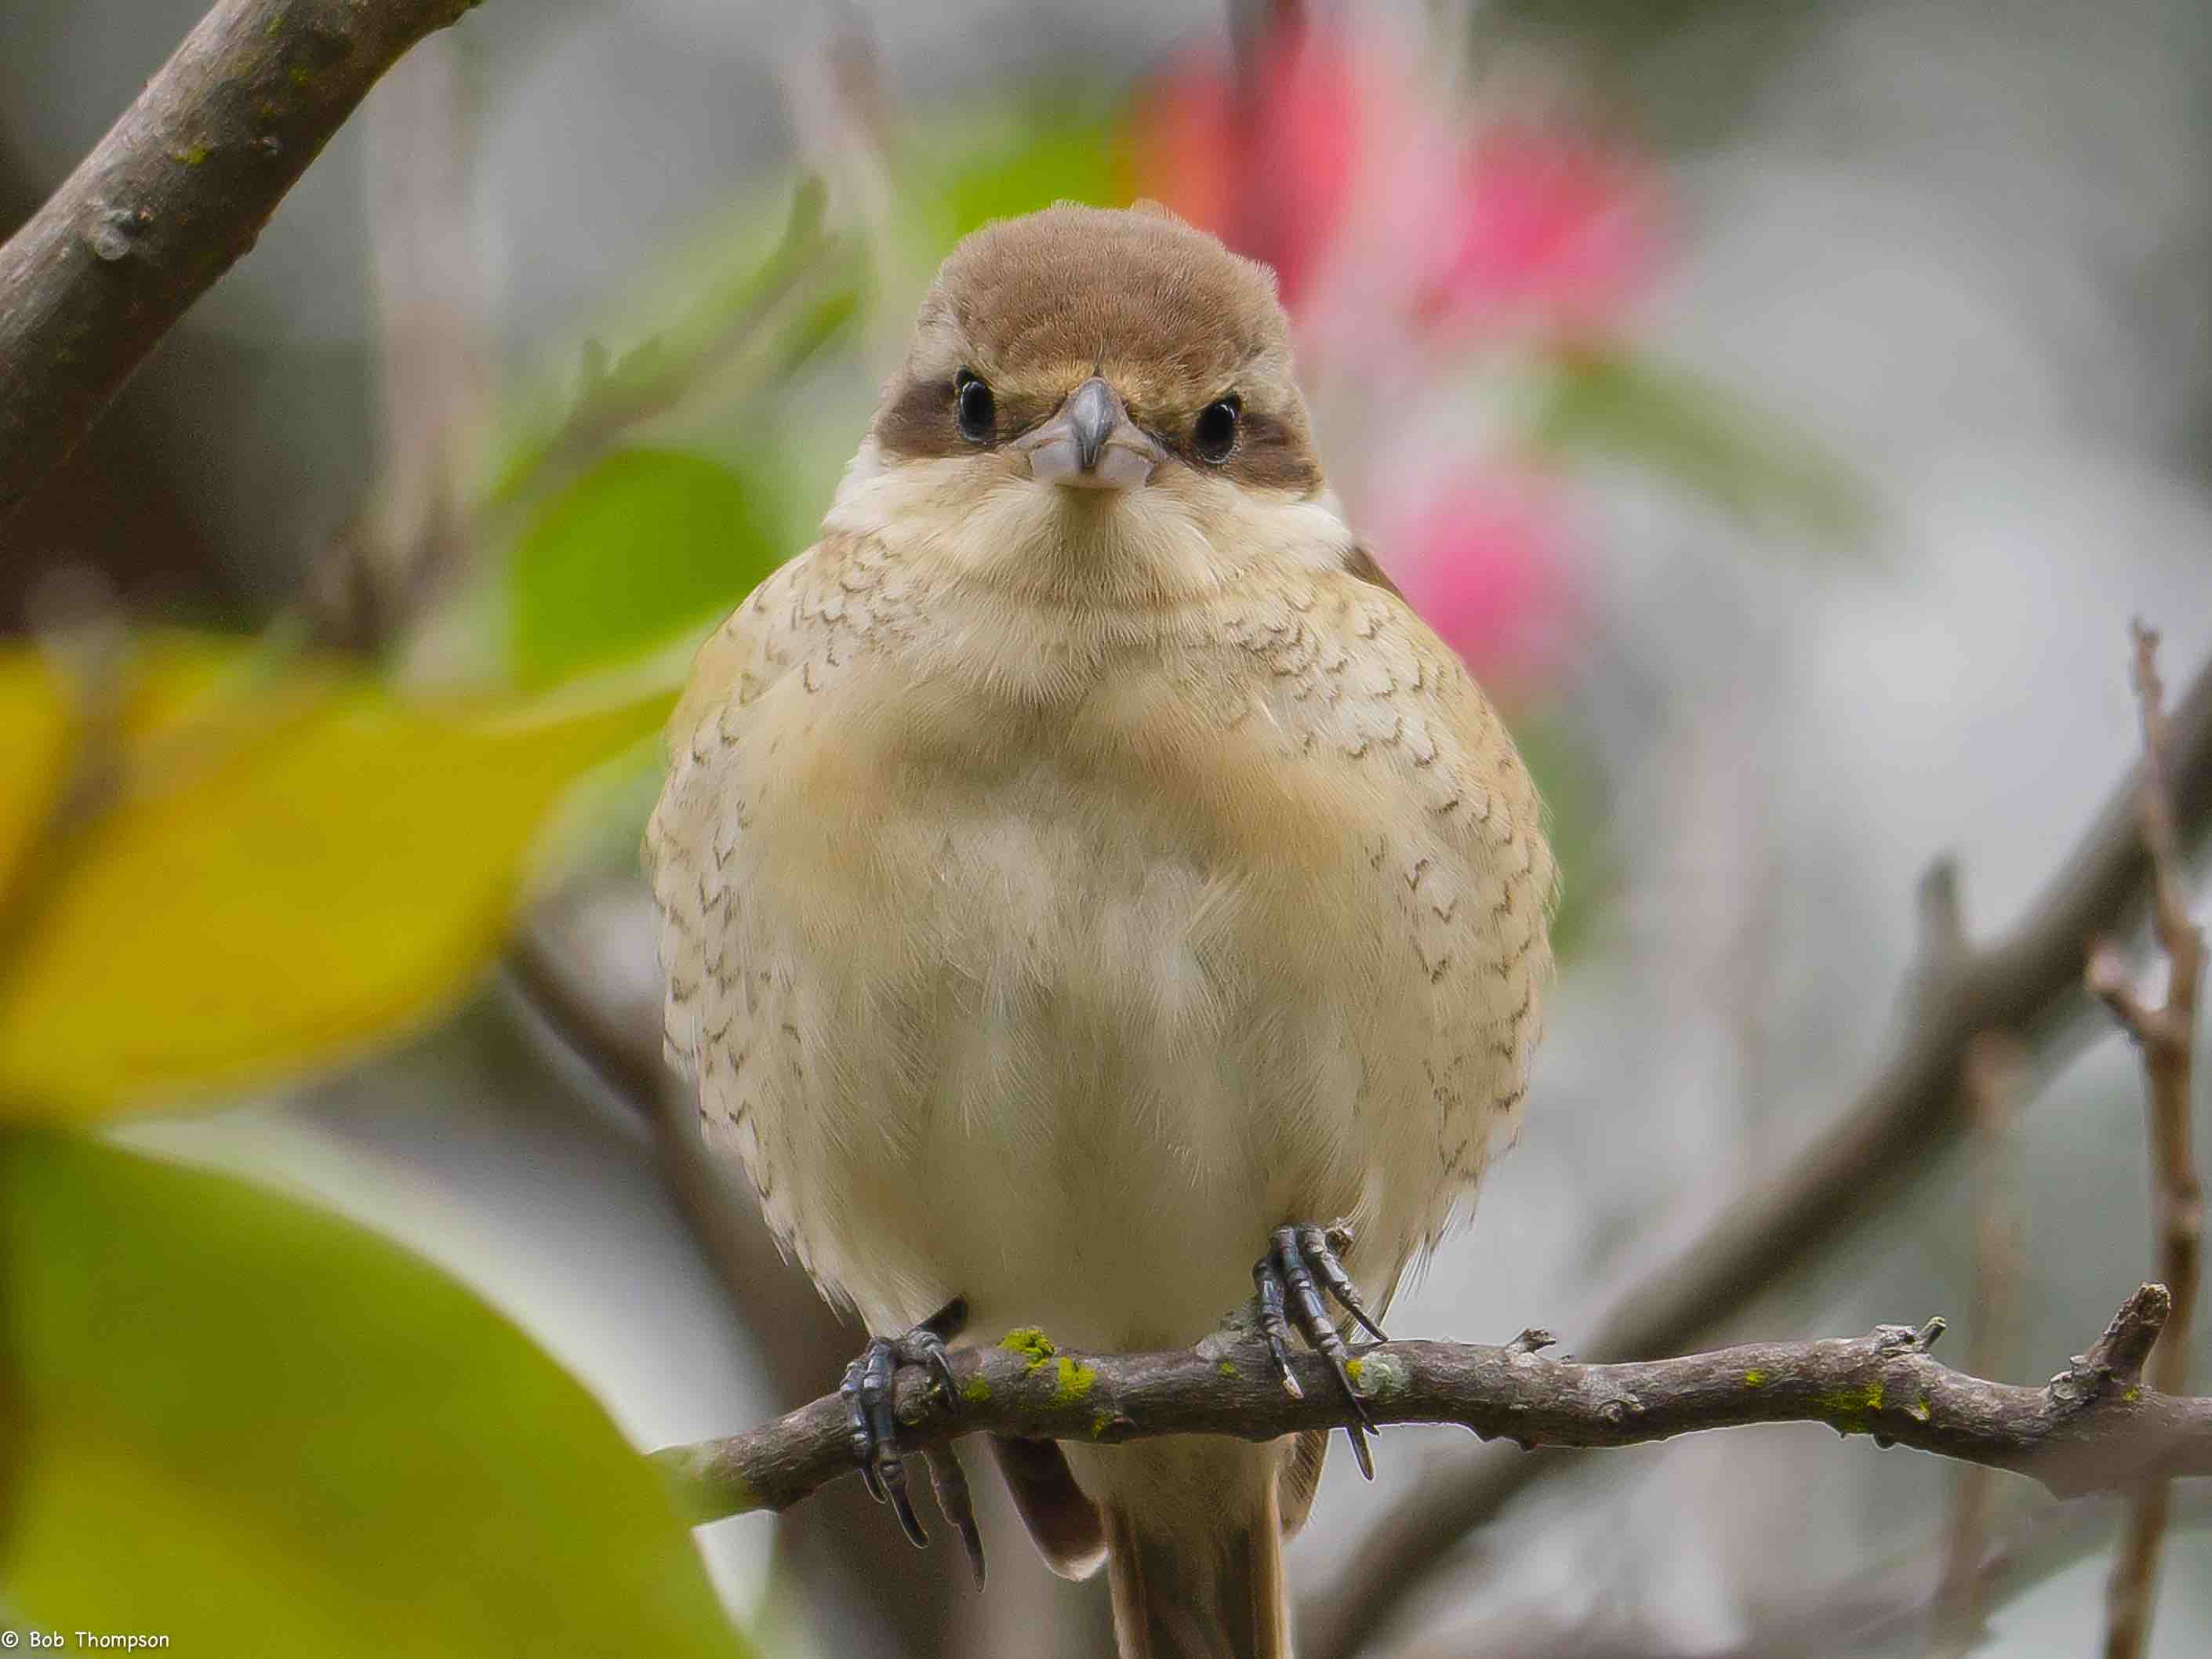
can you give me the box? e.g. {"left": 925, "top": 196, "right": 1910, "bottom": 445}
{"left": 832, "top": 203, "right": 1345, "bottom": 602}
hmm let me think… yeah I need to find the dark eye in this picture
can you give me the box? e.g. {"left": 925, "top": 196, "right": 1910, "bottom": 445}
{"left": 1193, "top": 395, "right": 1240, "bottom": 463}
{"left": 955, "top": 370, "right": 995, "bottom": 442}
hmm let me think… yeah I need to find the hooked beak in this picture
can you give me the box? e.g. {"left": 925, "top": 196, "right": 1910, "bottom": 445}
{"left": 1014, "top": 376, "right": 1162, "bottom": 491}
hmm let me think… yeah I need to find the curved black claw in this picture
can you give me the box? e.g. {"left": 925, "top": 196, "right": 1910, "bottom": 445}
{"left": 836, "top": 1298, "right": 977, "bottom": 1562}
{"left": 924, "top": 1445, "right": 986, "bottom": 1588}
{"left": 1253, "top": 1224, "right": 1386, "bottom": 1480}
{"left": 1307, "top": 1224, "right": 1389, "bottom": 1343}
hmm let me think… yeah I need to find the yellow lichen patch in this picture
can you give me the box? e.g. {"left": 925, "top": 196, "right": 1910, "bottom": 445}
{"left": 1344, "top": 1356, "right": 1365, "bottom": 1387}
{"left": 1216, "top": 1360, "right": 1240, "bottom": 1380}
{"left": 959, "top": 1375, "right": 991, "bottom": 1406}
{"left": 1815, "top": 1381, "right": 1885, "bottom": 1431}
{"left": 170, "top": 144, "right": 209, "bottom": 166}
{"left": 1001, "top": 1328, "right": 1057, "bottom": 1371}
{"left": 1052, "top": 1356, "right": 1099, "bottom": 1406}
{"left": 1742, "top": 1368, "right": 1768, "bottom": 1388}
{"left": 1907, "top": 1396, "right": 1931, "bottom": 1422}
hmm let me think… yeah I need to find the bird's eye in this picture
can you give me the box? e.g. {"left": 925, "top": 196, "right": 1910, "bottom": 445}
{"left": 1193, "top": 396, "right": 1241, "bottom": 463}
{"left": 954, "top": 370, "right": 995, "bottom": 442}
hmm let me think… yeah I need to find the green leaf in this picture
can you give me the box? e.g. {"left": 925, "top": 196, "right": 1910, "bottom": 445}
{"left": 508, "top": 448, "right": 780, "bottom": 688}
{"left": 1533, "top": 347, "right": 1875, "bottom": 545}
{"left": 481, "top": 178, "right": 860, "bottom": 520}
{"left": 930, "top": 100, "right": 1132, "bottom": 241}
{"left": 0, "top": 638, "right": 673, "bottom": 1118}
{"left": 0, "top": 1131, "right": 750, "bottom": 1658}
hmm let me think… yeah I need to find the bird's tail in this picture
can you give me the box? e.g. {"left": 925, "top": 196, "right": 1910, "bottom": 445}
{"left": 1093, "top": 1443, "right": 1291, "bottom": 1659}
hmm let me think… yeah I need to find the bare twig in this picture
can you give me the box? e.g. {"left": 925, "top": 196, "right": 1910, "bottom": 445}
{"left": 2091, "top": 622, "right": 2205, "bottom": 1659}
{"left": 1302, "top": 647, "right": 2212, "bottom": 1659}
{"left": 0, "top": 572, "right": 133, "bottom": 1005}
{"left": 477, "top": 176, "right": 847, "bottom": 521}
{"left": 503, "top": 898, "right": 855, "bottom": 1397}
{"left": 1229, "top": 0, "right": 1308, "bottom": 77}
{"left": 1403, "top": 1490, "right": 2212, "bottom": 1659}
{"left": 501, "top": 894, "right": 973, "bottom": 1654}
{"left": 0, "top": 0, "right": 485, "bottom": 526}
{"left": 1928, "top": 1028, "right": 2025, "bottom": 1658}
{"left": 304, "top": 30, "right": 492, "bottom": 653}
{"left": 650, "top": 1286, "right": 2207, "bottom": 1529}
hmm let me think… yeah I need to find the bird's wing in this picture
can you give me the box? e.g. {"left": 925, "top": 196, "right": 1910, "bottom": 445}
{"left": 1224, "top": 546, "right": 1559, "bottom": 1272}
{"left": 645, "top": 532, "right": 912, "bottom": 1281}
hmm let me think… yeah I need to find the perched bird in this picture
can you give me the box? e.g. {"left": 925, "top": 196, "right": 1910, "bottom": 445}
{"left": 648, "top": 202, "right": 1555, "bottom": 1658}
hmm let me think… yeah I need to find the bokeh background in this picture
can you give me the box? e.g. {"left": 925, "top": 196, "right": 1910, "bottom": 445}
{"left": 2, "top": 0, "right": 2210, "bottom": 1654}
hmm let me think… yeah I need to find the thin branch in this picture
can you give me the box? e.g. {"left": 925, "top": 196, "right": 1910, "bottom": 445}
{"left": 0, "top": 0, "right": 485, "bottom": 526}
{"left": 1302, "top": 644, "right": 2212, "bottom": 1659}
{"left": 2092, "top": 620, "right": 2205, "bottom": 1659}
{"left": 1929, "top": 1028, "right": 2025, "bottom": 1658}
{"left": 500, "top": 894, "right": 975, "bottom": 1655}
{"left": 304, "top": 29, "right": 492, "bottom": 653}
{"left": 0, "top": 572, "right": 133, "bottom": 1007}
{"left": 1403, "top": 1490, "right": 2212, "bottom": 1659}
{"left": 650, "top": 1285, "right": 2208, "bottom": 1530}
{"left": 475, "top": 176, "right": 845, "bottom": 519}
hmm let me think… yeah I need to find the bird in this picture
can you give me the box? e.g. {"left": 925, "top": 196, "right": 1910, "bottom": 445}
{"left": 648, "top": 201, "right": 1556, "bottom": 1658}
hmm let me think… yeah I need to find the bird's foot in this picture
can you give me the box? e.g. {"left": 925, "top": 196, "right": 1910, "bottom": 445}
{"left": 1251, "top": 1222, "right": 1388, "bottom": 1479}
{"left": 839, "top": 1296, "right": 981, "bottom": 1577}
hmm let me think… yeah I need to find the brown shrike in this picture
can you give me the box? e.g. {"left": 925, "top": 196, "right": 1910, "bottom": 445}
{"left": 648, "top": 203, "right": 1555, "bottom": 1658}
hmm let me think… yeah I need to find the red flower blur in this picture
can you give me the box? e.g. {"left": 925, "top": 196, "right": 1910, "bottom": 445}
{"left": 1128, "top": 20, "right": 1366, "bottom": 310}
{"left": 1385, "top": 472, "right": 1578, "bottom": 695}
{"left": 1128, "top": 15, "right": 1647, "bottom": 686}
{"left": 1417, "top": 124, "right": 1654, "bottom": 339}
{"left": 1129, "top": 18, "right": 1657, "bottom": 343}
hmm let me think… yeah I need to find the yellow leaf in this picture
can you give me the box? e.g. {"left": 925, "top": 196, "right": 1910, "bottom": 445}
{"left": 0, "top": 638, "right": 671, "bottom": 1116}
{"left": 0, "top": 651, "right": 72, "bottom": 898}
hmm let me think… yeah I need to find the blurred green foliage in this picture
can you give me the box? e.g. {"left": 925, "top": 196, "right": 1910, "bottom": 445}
{"left": 1, "top": 1133, "right": 749, "bottom": 1658}
{"left": 509, "top": 448, "right": 778, "bottom": 688}
{"left": 1535, "top": 347, "right": 1872, "bottom": 543}
{"left": 483, "top": 179, "right": 860, "bottom": 518}
{"left": 0, "top": 638, "right": 670, "bottom": 1117}
{"left": 928, "top": 99, "right": 1132, "bottom": 241}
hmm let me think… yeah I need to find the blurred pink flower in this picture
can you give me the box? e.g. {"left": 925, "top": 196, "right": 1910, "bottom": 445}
{"left": 1128, "top": 18, "right": 1363, "bottom": 309}
{"left": 1386, "top": 472, "right": 1578, "bottom": 691}
{"left": 1130, "top": 15, "right": 1627, "bottom": 700}
{"left": 1128, "top": 19, "right": 1658, "bottom": 342}
{"left": 1415, "top": 123, "right": 1656, "bottom": 339}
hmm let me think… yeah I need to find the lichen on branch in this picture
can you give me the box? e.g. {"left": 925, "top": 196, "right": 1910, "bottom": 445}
{"left": 651, "top": 1283, "right": 2210, "bottom": 1529}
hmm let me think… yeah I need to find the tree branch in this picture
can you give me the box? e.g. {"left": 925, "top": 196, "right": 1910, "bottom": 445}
{"left": 650, "top": 1285, "right": 2210, "bottom": 1530}
{"left": 1400, "top": 1490, "right": 2212, "bottom": 1659}
{"left": 500, "top": 893, "right": 978, "bottom": 1656}
{"left": 1929, "top": 1028, "right": 2025, "bottom": 1658}
{"left": 1302, "top": 644, "right": 2212, "bottom": 1659}
{"left": 2092, "top": 620, "right": 2205, "bottom": 1659}
{"left": 0, "top": 0, "right": 485, "bottom": 526}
